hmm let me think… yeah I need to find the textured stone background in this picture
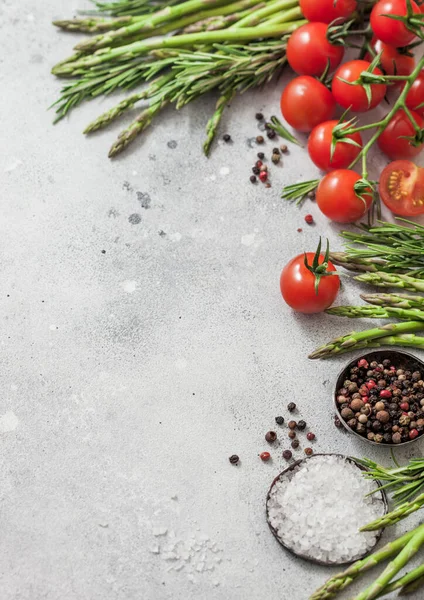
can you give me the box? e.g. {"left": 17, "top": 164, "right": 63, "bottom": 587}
{"left": 1, "top": 1, "right": 424, "bottom": 598}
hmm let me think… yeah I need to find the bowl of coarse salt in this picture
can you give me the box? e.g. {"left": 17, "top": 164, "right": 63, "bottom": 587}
{"left": 266, "top": 454, "right": 388, "bottom": 566}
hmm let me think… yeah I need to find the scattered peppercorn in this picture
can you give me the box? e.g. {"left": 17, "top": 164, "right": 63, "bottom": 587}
{"left": 304, "top": 448, "right": 313, "bottom": 456}
{"left": 265, "top": 431, "right": 277, "bottom": 443}
{"left": 288, "top": 402, "right": 296, "bottom": 412}
{"left": 250, "top": 175, "right": 257, "bottom": 183}
{"left": 282, "top": 450, "right": 292, "bottom": 460}
{"left": 229, "top": 455, "right": 239, "bottom": 465}
{"left": 288, "top": 430, "right": 296, "bottom": 439}
{"left": 260, "top": 451, "right": 271, "bottom": 461}
{"left": 297, "top": 420, "right": 307, "bottom": 431}
{"left": 256, "top": 135, "right": 264, "bottom": 144}
{"left": 280, "top": 144, "right": 288, "bottom": 153}
{"left": 307, "top": 432, "right": 315, "bottom": 441}
{"left": 252, "top": 166, "right": 260, "bottom": 175}
{"left": 307, "top": 191, "right": 315, "bottom": 199}
{"left": 255, "top": 112, "right": 264, "bottom": 120}
{"left": 275, "top": 416, "right": 284, "bottom": 425}
{"left": 291, "top": 439, "right": 300, "bottom": 449}
{"left": 256, "top": 160, "right": 263, "bottom": 168}
{"left": 267, "top": 130, "right": 276, "bottom": 139}
{"left": 305, "top": 214, "right": 314, "bottom": 225}
{"left": 259, "top": 171, "right": 268, "bottom": 183}
{"left": 272, "top": 147, "right": 280, "bottom": 154}
{"left": 257, "top": 152, "right": 265, "bottom": 159}
{"left": 264, "top": 122, "right": 272, "bottom": 130}
{"left": 260, "top": 164, "right": 268, "bottom": 172}
{"left": 265, "top": 182, "right": 272, "bottom": 188}
{"left": 223, "top": 134, "right": 231, "bottom": 142}
{"left": 297, "top": 228, "right": 303, "bottom": 233}
{"left": 271, "top": 153, "right": 281, "bottom": 165}
{"left": 288, "top": 420, "right": 297, "bottom": 430}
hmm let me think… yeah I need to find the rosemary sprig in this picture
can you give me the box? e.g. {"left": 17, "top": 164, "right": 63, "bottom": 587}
{"left": 268, "top": 115, "right": 301, "bottom": 146}
{"left": 281, "top": 179, "right": 319, "bottom": 206}
{"left": 357, "top": 457, "right": 424, "bottom": 504}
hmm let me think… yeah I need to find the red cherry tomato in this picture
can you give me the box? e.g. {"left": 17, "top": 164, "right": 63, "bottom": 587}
{"left": 378, "top": 109, "right": 424, "bottom": 160}
{"left": 280, "top": 253, "right": 340, "bottom": 314}
{"left": 299, "top": 0, "right": 357, "bottom": 23}
{"left": 308, "top": 120, "right": 363, "bottom": 171}
{"left": 286, "top": 23, "right": 344, "bottom": 76}
{"left": 332, "top": 60, "right": 387, "bottom": 112}
{"left": 280, "top": 76, "right": 336, "bottom": 132}
{"left": 316, "top": 170, "right": 373, "bottom": 222}
{"left": 380, "top": 160, "right": 424, "bottom": 216}
{"left": 365, "top": 38, "right": 415, "bottom": 78}
{"left": 406, "top": 71, "right": 424, "bottom": 116}
{"left": 370, "top": 0, "right": 420, "bottom": 47}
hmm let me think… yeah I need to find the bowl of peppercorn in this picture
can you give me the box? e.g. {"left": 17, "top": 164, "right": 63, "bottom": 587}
{"left": 334, "top": 351, "right": 424, "bottom": 446}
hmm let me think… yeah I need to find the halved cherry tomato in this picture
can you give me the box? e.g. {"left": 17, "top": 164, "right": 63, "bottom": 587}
{"left": 365, "top": 38, "right": 415, "bottom": 78}
{"left": 406, "top": 71, "right": 424, "bottom": 116}
{"left": 299, "top": 0, "right": 357, "bottom": 23}
{"left": 316, "top": 170, "right": 373, "bottom": 222}
{"left": 370, "top": 0, "right": 420, "bottom": 47}
{"left": 332, "top": 60, "right": 386, "bottom": 112}
{"left": 308, "top": 120, "right": 363, "bottom": 171}
{"left": 280, "top": 76, "right": 336, "bottom": 132}
{"left": 280, "top": 252, "right": 340, "bottom": 314}
{"left": 377, "top": 109, "right": 424, "bottom": 160}
{"left": 286, "top": 23, "right": 344, "bottom": 76}
{"left": 380, "top": 160, "right": 424, "bottom": 216}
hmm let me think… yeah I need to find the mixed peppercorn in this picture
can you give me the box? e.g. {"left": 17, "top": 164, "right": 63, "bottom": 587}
{"left": 336, "top": 357, "right": 424, "bottom": 444}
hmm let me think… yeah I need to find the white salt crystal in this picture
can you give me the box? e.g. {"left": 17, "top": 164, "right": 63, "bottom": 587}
{"left": 266, "top": 455, "right": 385, "bottom": 564}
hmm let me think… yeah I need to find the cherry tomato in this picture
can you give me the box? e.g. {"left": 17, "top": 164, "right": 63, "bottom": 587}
{"left": 380, "top": 160, "right": 424, "bottom": 216}
{"left": 308, "top": 120, "right": 363, "bottom": 171}
{"left": 332, "top": 60, "right": 387, "bottom": 112}
{"left": 316, "top": 170, "right": 373, "bottom": 222}
{"left": 377, "top": 109, "right": 424, "bottom": 160}
{"left": 370, "top": 0, "right": 420, "bottom": 47}
{"left": 365, "top": 38, "right": 415, "bottom": 78}
{"left": 299, "top": 0, "right": 357, "bottom": 23}
{"left": 286, "top": 23, "right": 344, "bottom": 76}
{"left": 280, "top": 253, "right": 340, "bottom": 314}
{"left": 280, "top": 76, "right": 336, "bottom": 132}
{"left": 406, "top": 71, "right": 424, "bottom": 116}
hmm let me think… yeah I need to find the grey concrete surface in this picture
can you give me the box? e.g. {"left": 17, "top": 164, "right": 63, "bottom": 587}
{"left": 1, "top": 1, "right": 424, "bottom": 599}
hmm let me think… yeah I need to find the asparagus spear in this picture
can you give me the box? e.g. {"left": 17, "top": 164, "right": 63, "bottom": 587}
{"left": 360, "top": 493, "right": 424, "bottom": 531}
{"left": 309, "top": 527, "right": 420, "bottom": 600}
{"left": 329, "top": 252, "right": 382, "bottom": 273}
{"left": 375, "top": 564, "right": 424, "bottom": 597}
{"left": 53, "top": 16, "right": 133, "bottom": 33}
{"left": 308, "top": 322, "right": 424, "bottom": 359}
{"left": 361, "top": 293, "right": 424, "bottom": 310}
{"left": 353, "top": 523, "right": 424, "bottom": 600}
{"left": 355, "top": 272, "right": 424, "bottom": 293}
{"left": 326, "top": 305, "right": 424, "bottom": 321}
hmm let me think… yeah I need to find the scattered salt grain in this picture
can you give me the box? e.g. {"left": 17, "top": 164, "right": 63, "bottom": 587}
{"left": 266, "top": 455, "right": 386, "bottom": 564}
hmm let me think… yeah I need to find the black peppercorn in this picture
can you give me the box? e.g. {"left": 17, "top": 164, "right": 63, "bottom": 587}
{"left": 250, "top": 175, "right": 257, "bottom": 183}
{"left": 287, "top": 402, "right": 296, "bottom": 412}
{"left": 275, "top": 416, "right": 284, "bottom": 425}
{"left": 297, "top": 420, "right": 307, "bottom": 431}
{"left": 255, "top": 112, "right": 264, "bottom": 120}
{"left": 267, "top": 130, "right": 276, "bottom": 139}
{"left": 265, "top": 431, "right": 277, "bottom": 443}
{"left": 223, "top": 134, "right": 231, "bottom": 142}
{"left": 272, "top": 147, "right": 280, "bottom": 154}
{"left": 229, "top": 455, "right": 239, "bottom": 465}
{"left": 291, "top": 439, "right": 300, "bottom": 449}
{"left": 257, "top": 152, "right": 265, "bottom": 159}
{"left": 282, "top": 450, "right": 292, "bottom": 460}
{"left": 256, "top": 135, "right": 264, "bottom": 144}
{"left": 252, "top": 166, "right": 260, "bottom": 175}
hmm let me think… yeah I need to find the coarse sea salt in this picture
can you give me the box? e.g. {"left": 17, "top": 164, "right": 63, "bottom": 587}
{"left": 266, "top": 455, "right": 386, "bottom": 564}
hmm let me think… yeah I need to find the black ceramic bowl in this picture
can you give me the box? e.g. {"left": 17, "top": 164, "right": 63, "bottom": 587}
{"left": 265, "top": 454, "right": 388, "bottom": 566}
{"left": 335, "top": 350, "right": 424, "bottom": 447}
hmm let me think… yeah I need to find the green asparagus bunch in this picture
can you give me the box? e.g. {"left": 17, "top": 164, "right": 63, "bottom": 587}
{"left": 360, "top": 494, "right": 424, "bottom": 531}
{"left": 51, "top": 0, "right": 305, "bottom": 156}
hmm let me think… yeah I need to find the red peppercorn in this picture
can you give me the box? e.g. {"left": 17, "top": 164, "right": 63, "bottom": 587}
{"left": 304, "top": 214, "right": 314, "bottom": 224}
{"left": 361, "top": 396, "right": 369, "bottom": 403}
{"left": 400, "top": 402, "right": 410, "bottom": 411}
{"left": 409, "top": 429, "right": 419, "bottom": 440}
{"left": 359, "top": 387, "right": 369, "bottom": 396}
{"left": 297, "top": 228, "right": 303, "bottom": 232}
{"left": 260, "top": 451, "right": 271, "bottom": 461}
{"left": 358, "top": 359, "right": 369, "bottom": 369}
{"left": 259, "top": 171, "right": 268, "bottom": 183}
{"left": 366, "top": 381, "right": 376, "bottom": 390}
{"left": 306, "top": 432, "right": 315, "bottom": 441}
{"left": 380, "top": 389, "right": 392, "bottom": 399}
{"left": 256, "top": 160, "right": 263, "bottom": 168}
